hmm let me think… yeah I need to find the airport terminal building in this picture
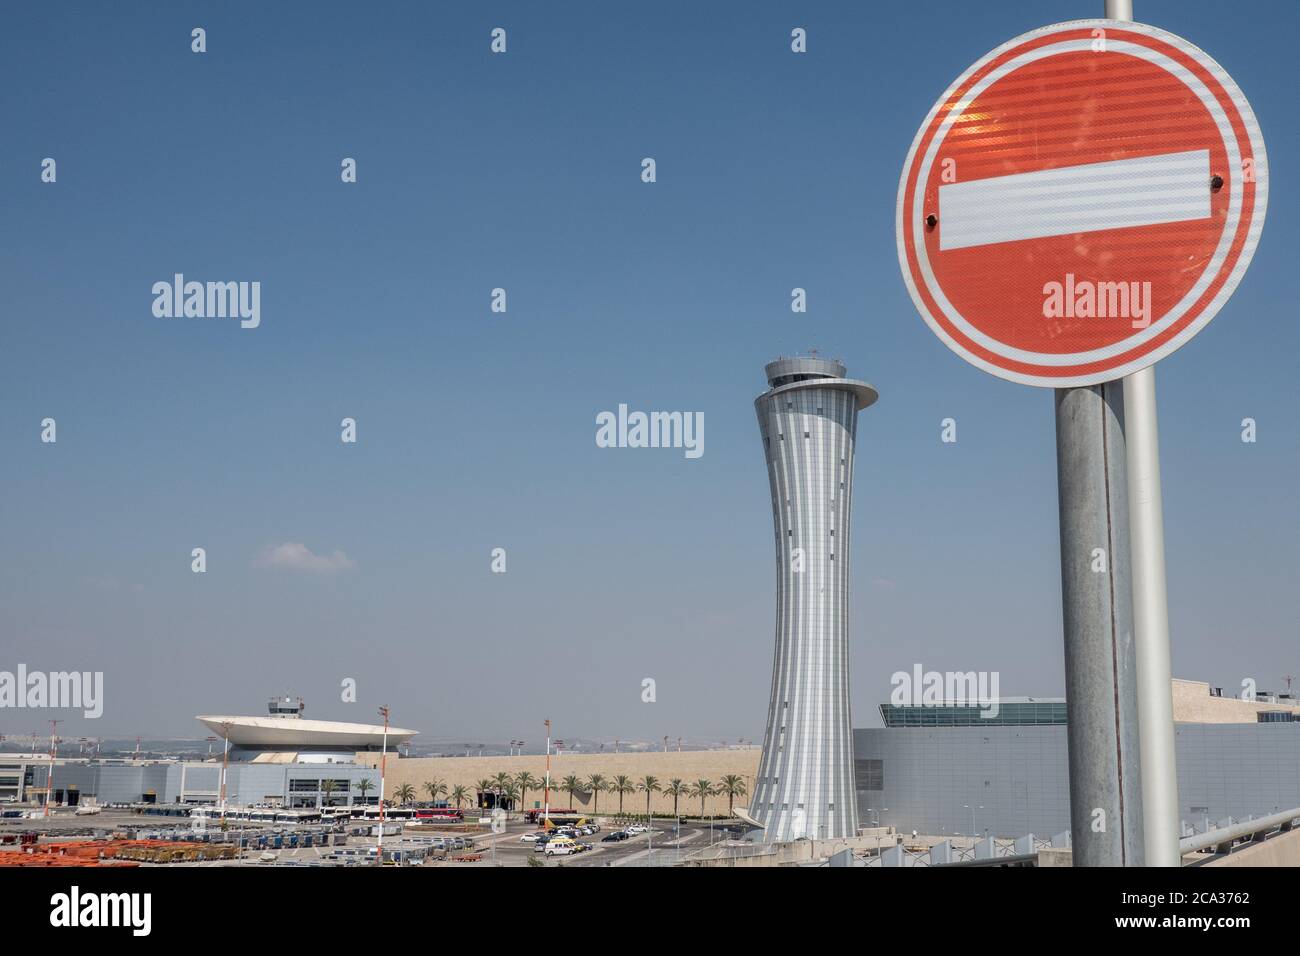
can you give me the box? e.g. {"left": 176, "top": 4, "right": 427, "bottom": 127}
{"left": 2, "top": 698, "right": 412, "bottom": 810}
{"left": 853, "top": 680, "right": 1300, "bottom": 837}
{"left": 5, "top": 756, "right": 384, "bottom": 810}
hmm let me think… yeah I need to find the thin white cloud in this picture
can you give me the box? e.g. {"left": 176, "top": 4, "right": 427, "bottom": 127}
{"left": 254, "top": 542, "right": 356, "bottom": 574}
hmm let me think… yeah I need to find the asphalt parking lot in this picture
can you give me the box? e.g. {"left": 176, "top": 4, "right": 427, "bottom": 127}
{"left": 469, "top": 819, "right": 739, "bottom": 867}
{"left": 1, "top": 810, "right": 748, "bottom": 867}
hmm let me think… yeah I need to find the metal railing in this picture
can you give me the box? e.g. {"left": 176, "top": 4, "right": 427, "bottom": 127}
{"left": 1179, "top": 807, "right": 1300, "bottom": 857}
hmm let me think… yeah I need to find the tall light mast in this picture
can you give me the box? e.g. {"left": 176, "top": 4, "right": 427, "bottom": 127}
{"left": 376, "top": 706, "right": 390, "bottom": 864}
{"left": 43, "top": 720, "right": 61, "bottom": 817}
{"left": 217, "top": 721, "right": 232, "bottom": 819}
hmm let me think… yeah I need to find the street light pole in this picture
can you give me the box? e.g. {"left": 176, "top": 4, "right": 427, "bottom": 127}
{"left": 218, "top": 722, "right": 231, "bottom": 821}
{"left": 43, "top": 720, "right": 60, "bottom": 817}
{"left": 376, "top": 706, "right": 389, "bottom": 865}
{"left": 543, "top": 718, "right": 551, "bottom": 826}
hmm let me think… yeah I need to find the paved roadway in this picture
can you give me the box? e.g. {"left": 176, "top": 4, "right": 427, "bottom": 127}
{"left": 472, "top": 820, "right": 736, "bottom": 867}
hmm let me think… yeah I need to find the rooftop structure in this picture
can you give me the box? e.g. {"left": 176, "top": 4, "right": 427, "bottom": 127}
{"left": 196, "top": 697, "right": 417, "bottom": 757}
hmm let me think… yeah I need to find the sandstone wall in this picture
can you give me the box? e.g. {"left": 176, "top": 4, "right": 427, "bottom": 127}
{"left": 356, "top": 748, "right": 762, "bottom": 816}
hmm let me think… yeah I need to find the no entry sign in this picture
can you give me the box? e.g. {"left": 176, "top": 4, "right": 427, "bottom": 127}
{"left": 897, "top": 20, "right": 1268, "bottom": 387}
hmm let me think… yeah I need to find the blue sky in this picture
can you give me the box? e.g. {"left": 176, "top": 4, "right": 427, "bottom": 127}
{"left": 1, "top": 0, "right": 1296, "bottom": 743}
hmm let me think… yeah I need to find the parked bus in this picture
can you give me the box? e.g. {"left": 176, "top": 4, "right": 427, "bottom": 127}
{"left": 523, "top": 809, "right": 587, "bottom": 826}
{"left": 415, "top": 808, "right": 464, "bottom": 822}
{"left": 356, "top": 806, "right": 417, "bottom": 821}
{"left": 189, "top": 805, "right": 322, "bottom": 825}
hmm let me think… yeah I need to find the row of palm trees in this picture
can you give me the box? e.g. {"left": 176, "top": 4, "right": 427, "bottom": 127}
{"left": 381, "top": 771, "right": 749, "bottom": 818}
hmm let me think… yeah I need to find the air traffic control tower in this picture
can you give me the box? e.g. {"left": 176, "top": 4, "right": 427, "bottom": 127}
{"left": 749, "top": 357, "right": 878, "bottom": 842}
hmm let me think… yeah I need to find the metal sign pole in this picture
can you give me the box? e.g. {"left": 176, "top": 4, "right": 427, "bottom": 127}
{"left": 1055, "top": 382, "right": 1145, "bottom": 865}
{"left": 1126, "top": 367, "right": 1179, "bottom": 866}
{"left": 1105, "top": 0, "right": 1182, "bottom": 869}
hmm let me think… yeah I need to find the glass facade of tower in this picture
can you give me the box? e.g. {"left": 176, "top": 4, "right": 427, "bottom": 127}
{"left": 879, "top": 699, "right": 1068, "bottom": 727}
{"left": 750, "top": 357, "right": 877, "bottom": 842}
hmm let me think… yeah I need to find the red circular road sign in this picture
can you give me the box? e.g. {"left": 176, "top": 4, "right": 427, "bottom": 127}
{"left": 897, "top": 20, "right": 1268, "bottom": 387}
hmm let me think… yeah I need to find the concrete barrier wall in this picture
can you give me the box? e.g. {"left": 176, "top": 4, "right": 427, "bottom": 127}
{"left": 1205, "top": 827, "right": 1300, "bottom": 867}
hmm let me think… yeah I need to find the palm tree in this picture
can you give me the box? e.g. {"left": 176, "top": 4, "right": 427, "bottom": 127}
{"left": 393, "top": 783, "right": 416, "bottom": 805}
{"left": 354, "top": 777, "right": 375, "bottom": 806}
{"left": 423, "top": 779, "right": 448, "bottom": 805}
{"left": 499, "top": 783, "right": 520, "bottom": 814}
{"left": 610, "top": 775, "right": 635, "bottom": 814}
{"left": 491, "top": 771, "right": 513, "bottom": 793}
{"left": 637, "top": 775, "right": 661, "bottom": 817}
{"left": 690, "top": 779, "right": 714, "bottom": 818}
{"left": 560, "top": 775, "right": 583, "bottom": 809}
{"left": 716, "top": 775, "right": 747, "bottom": 817}
{"left": 474, "top": 778, "right": 495, "bottom": 810}
{"left": 515, "top": 771, "right": 539, "bottom": 810}
{"left": 450, "top": 784, "right": 470, "bottom": 809}
{"left": 663, "top": 778, "right": 687, "bottom": 817}
{"left": 586, "top": 774, "right": 607, "bottom": 814}
{"left": 319, "top": 779, "right": 339, "bottom": 807}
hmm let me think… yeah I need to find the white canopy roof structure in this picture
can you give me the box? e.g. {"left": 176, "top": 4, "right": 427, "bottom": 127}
{"left": 196, "top": 714, "right": 417, "bottom": 750}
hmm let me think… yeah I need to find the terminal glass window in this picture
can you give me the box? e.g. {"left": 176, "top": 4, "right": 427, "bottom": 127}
{"left": 879, "top": 700, "right": 1067, "bottom": 727}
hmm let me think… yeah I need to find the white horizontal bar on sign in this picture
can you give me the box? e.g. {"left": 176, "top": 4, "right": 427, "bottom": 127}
{"left": 937, "top": 149, "right": 1211, "bottom": 251}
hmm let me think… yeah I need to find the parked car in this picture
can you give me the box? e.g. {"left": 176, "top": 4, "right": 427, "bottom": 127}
{"left": 625, "top": 824, "right": 648, "bottom": 834}
{"left": 602, "top": 831, "right": 629, "bottom": 842}
{"left": 520, "top": 832, "right": 545, "bottom": 842}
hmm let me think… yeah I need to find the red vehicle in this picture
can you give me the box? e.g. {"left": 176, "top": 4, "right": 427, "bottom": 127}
{"left": 415, "top": 808, "right": 464, "bottom": 821}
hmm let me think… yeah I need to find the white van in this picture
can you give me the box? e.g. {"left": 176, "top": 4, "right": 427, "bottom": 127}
{"left": 544, "top": 837, "right": 577, "bottom": 856}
